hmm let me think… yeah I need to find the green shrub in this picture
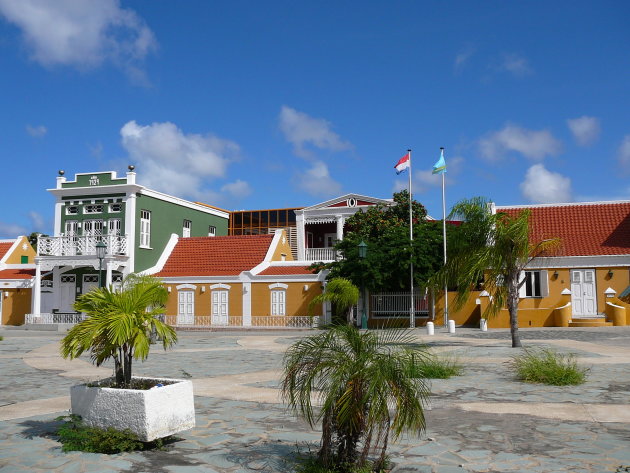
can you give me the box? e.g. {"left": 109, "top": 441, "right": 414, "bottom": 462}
{"left": 55, "top": 415, "right": 172, "bottom": 453}
{"left": 509, "top": 348, "right": 588, "bottom": 385}
{"left": 409, "top": 353, "right": 463, "bottom": 379}
{"left": 293, "top": 447, "right": 390, "bottom": 473}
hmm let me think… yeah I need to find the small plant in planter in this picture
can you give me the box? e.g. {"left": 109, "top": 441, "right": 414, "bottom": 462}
{"left": 60, "top": 274, "right": 195, "bottom": 441}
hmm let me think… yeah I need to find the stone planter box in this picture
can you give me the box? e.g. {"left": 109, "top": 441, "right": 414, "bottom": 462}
{"left": 70, "top": 377, "right": 195, "bottom": 441}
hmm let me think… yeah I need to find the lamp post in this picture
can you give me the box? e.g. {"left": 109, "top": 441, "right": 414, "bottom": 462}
{"left": 358, "top": 241, "right": 368, "bottom": 329}
{"left": 96, "top": 241, "right": 106, "bottom": 288}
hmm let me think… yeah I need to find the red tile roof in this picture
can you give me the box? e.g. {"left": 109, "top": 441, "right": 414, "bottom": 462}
{"left": 258, "top": 266, "right": 317, "bottom": 275}
{"left": 155, "top": 235, "right": 275, "bottom": 277}
{"left": 499, "top": 202, "right": 630, "bottom": 256}
{"left": 0, "top": 269, "right": 35, "bottom": 279}
{"left": 0, "top": 242, "right": 13, "bottom": 261}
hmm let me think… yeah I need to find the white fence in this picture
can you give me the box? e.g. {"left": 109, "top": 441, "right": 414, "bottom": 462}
{"left": 305, "top": 248, "right": 337, "bottom": 261}
{"left": 25, "top": 313, "right": 85, "bottom": 324}
{"left": 38, "top": 235, "right": 129, "bottom": 257}
{"left": 370, "top": 291, "right": 429, "bottom": 318}
{"left": 163, "top": 315, "right": 319, "bottom": 329}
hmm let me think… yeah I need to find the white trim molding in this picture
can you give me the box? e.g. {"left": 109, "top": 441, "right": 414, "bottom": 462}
{"left": 141, "top": 234, "right": 179, "bottom": 275}
{"left": 268, "top": 283, "right": 289, "bottom": 290}
{"left": 210, "top": 283, "right": 231, "bottom": 290}
{"left": 176, "top": 284, "right": 197, "bottom": 291}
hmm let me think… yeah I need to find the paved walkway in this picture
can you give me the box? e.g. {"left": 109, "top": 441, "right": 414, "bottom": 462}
{"left": 0, "top": 326, "right": 629, "bottom": 472}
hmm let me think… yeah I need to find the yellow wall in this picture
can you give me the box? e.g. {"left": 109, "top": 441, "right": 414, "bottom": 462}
{"left": 270, "top": 231, "right": 295, "bottom": 261}
{"left": 4, "top": 237, "right": 36, "bottom": 264}
{"left": 164, "top": 283, "right": 243, "bottom": 318}
{"left": 251, "top": 282, "right": 322, "bottom": 316}
{"left": 1, "top": 288, "right": 31, "bottom": 325}
{"left": 437, "top": 267, "right": 630, "bottom": 328}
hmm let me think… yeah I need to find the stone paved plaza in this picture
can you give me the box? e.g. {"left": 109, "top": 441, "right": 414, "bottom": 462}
{"left": 0, "top": 326, "right": 629, "bottom": 473}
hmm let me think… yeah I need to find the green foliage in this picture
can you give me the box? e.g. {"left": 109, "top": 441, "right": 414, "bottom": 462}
{"left": 0, "top": 336, "right": 3, "bottom": 341}
{"left": 294, "top": 450, "right": 389, "bottom": 473}
{"left": 313, "top": 191, "right": 446, "bottom": 292}
{"left": 60, "top": 274, "right": 177, "bottom": 387}
{"left": 55, "top": 415, "right": 171, "bottom": 453}
{"left": 430, "top": 197, "right": 559, "bottom": 347}
{"left": 509, "top": 348, "right": 589, "bottom": 385}
{"left": 308, "top": 278, "right": 359, "bottom": 324}
{"left": 282, "top": 325, "right": 430, "bottom": 471}
{"left": 409, "top": 353, "right": 463, "bottom": 379}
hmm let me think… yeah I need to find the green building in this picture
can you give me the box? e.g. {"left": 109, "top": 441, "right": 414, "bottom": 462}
{"left": 31, "top": 168, "right": 229, "bottom": 319}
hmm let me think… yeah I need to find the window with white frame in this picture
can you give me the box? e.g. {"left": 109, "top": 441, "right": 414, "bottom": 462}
{"left": 109, "top": 203, "right": 122, "bottom": 213}
{"left": 519, "top": 270, "right": 549, "bottom": 298}
{"left": 65, "top": 205, "right": 79, "bottom": 215}
{"left": 84, "top": 204, "right": 104, "bottom": 214}
{"left": 208, "top": 225, "right": 216, "bottom": 237}
{"left": 140, "top": 210, "right": 151, "bottom": 247}
{"left": 271, "top": 290, "right": 286, "bottom": 316}
{"left": 183, "top": 219, "right": 192, "bottom": 238}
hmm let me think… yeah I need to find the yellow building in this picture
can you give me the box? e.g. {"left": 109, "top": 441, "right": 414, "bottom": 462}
{"left": 0, "top": 236, "right": 36, "bottom": 326}
{"left": 148, "top": 230, "right": 327, "bottom": 328}
{"left": 441, "top": 201, "right": 630, "bottom": 328}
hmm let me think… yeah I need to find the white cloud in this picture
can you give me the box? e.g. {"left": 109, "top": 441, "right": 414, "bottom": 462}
{"left": 26, "top": 124, "right": 47, "bottom": 137}
{"left": 28, "top": 211, "right": 46, "bottom": 232}
{"left": 454, "top": 46, "right": 475, "bottom": 71}
{"left": 295, "top": 161, "right": 342, "bottom": 197}
{"left": 500, "top": 53, "right": 533, "bottom": 76}
{"left": 279, "top": 106, "right": 353, "bottom": 159}
{"left": 618, "top": 135, "right": 630, "bottom": 173}
{"left": 567, "top": 116, "right": 600, "bottom": 146}
{"left": 221, "top": 180, "right": 252, "bottom": 199}
{"left": 0, "top": 0, "right": 156, "bottom": 80}
{"left": 0, "top": 221, "right": 28, "bottom": 238}
{"left": 520, "top": 164, "right": 572, "bottom": 204}
{"left": 120, "top": 120, "right": 240, "bottom": 201}
{"left": 478, "top": 124, "right": 563, "bottom": 161}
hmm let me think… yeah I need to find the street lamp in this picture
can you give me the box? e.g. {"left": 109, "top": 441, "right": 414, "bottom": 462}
{"left": 358, "top": 241, "right": 368, "bottom": 329}
{"left": 96, "top": 241, "right": 106, "bottom": 288}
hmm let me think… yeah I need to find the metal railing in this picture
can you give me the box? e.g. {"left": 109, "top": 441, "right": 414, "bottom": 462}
{"left": 305, "top": 248, "right": 337, "bottom": 261}
{"left": 38, "top": 235, "right": 129, "bottom": 257}
{"left": 25, "top": 313, "right": 85, "bottom": 324}
{"left": 163, "top": 315, "right": 319, "bottom": 329}
{"left": 370, "top": 292, "right": 429, "bottom": 318}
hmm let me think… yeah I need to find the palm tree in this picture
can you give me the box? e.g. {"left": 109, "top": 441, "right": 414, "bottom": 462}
{"left": 432, "top": 197, "right": 558, "bottom": 348}
{"left": 281, "top": 325, "right": 430, "bottom": 471}
{"left": 60, "top": 274, "right": 177, "bottom": 387}
{"left": 308, "top": 277, "right": 359, "bottom": 325}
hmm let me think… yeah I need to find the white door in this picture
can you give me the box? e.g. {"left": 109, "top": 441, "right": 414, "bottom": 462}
{"left": 60, "top": 275, "right": 76, "bottom": 312}
{"left": 271, "top": 290, "right": 286, "bottom": 316}
{"left": 324, "top": 233, "right": 336, "bottom": 248}
{"left": 65, "top": 221, "right": 79, "bottom": 255}
{"left": 212, "top": 291, "right": 229, "bottom": 325}
{"left": 177, "top": 291, "right": 194, "bottom": 324}
{"left": 571, "top": 269, "right": 597, "bottom": 317}
{"left": 84, "top": 220, "right": 104, "bottom": 254}
{"left": 82, "top": 274, "right": 99, "bottom": 295}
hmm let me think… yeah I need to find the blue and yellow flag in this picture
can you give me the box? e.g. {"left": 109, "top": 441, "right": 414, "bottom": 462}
{"left": 432, "top": 148, "right": 446, "bottom": 174}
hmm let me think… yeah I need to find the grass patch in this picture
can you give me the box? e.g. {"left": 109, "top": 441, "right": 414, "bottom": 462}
{"left": 293, "top": 446, "right": 390, "bottom": 473}
{"left": 409, "top": 353, "right": 463, "bottom": 379}
{"left": 55, "top": 415, "right": 175, "bottom": 453}
{"left": 509, "top": 348, "right": 588, "bottom": 386}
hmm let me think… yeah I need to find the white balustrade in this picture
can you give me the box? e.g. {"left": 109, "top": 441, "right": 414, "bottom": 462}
{"left": 305, "top": 248, "right": 337, "bottom": 261}
{"left": 25, "top": 313, "right": 86, "bottom": 324}
{"left": 163, "top": 315, "right": 319, "bottom": 329}
{"left": 38, "top": 235, "right": 128, "bottom": 257}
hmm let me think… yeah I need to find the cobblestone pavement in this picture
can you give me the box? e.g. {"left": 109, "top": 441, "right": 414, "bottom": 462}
{"left": 0, "top": 326, "right": 629, "bottom": 473}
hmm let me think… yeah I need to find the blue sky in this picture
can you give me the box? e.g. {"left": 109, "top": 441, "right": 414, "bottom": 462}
{"left": 1, "top": 0, "right": 629, "bottom": 237}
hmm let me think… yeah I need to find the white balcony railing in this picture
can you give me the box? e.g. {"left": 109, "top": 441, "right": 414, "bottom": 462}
{"left": 305, "top": 247, "right": 337, "bottom": 262}
{"left": 38, "top": 235, "right": 129, "bottom": 257}
{"left": 163, "top": 315, "right": 320, "bottom": 329}
{"left": 25, "top": 313, "right": 85, "bottom": 324}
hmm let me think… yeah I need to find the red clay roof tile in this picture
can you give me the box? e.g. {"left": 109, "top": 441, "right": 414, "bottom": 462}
{"left": 258, "top": 266, "right": 316, "bottom": 275}
{"left": 155, "top": 235, "right": 274, "bottom": 277}
{"left": 499, "top": 202, "right": 630, "bottom": 256}
{"left": 0, "top": 269, "right": 35, "bottom": 279}
{"left": 0, "top": 242, "right": 13, "bottom": 261}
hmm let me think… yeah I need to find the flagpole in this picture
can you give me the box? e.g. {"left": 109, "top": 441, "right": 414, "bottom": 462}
{"left": 440, "top": 147, "right": 448, "bottom": 327}
{"left": 408, "top": 149, "right": 415, "bottom": 329}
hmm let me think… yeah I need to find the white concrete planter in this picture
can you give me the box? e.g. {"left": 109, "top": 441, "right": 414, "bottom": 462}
{"left": 480, "top": 319, "right": 488, "bottom": 332}
{"left": 70, "top": 377, "right": 195, "bottom": 441}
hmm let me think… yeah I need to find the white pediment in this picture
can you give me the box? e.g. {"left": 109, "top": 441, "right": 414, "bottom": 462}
{"left": 300, "top": 194, "right": 392, "bottom": 212}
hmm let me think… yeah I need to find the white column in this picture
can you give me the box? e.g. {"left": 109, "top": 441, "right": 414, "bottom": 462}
{"left": 296, "top": 212, "right": 306, "bottom": 261}
{"left": 54, "top": 198, "right": 63, "bottom": 237}
{"left": 106, "top": 261, "right": 113, "bottom": 288}
{"left": 336, "top": 215, "right": 344, "bottom": 242}
{"left": 52, "top": 267, "right": 61, "bottom": 310}
{"left": 125, "top": 193, "right": 137, "bottom": 272}
{"left": 32, "top": 261, "right": 42, "bottom": 315}
{"left": 242, "top": 281, "right": 252, "bottom": 326}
